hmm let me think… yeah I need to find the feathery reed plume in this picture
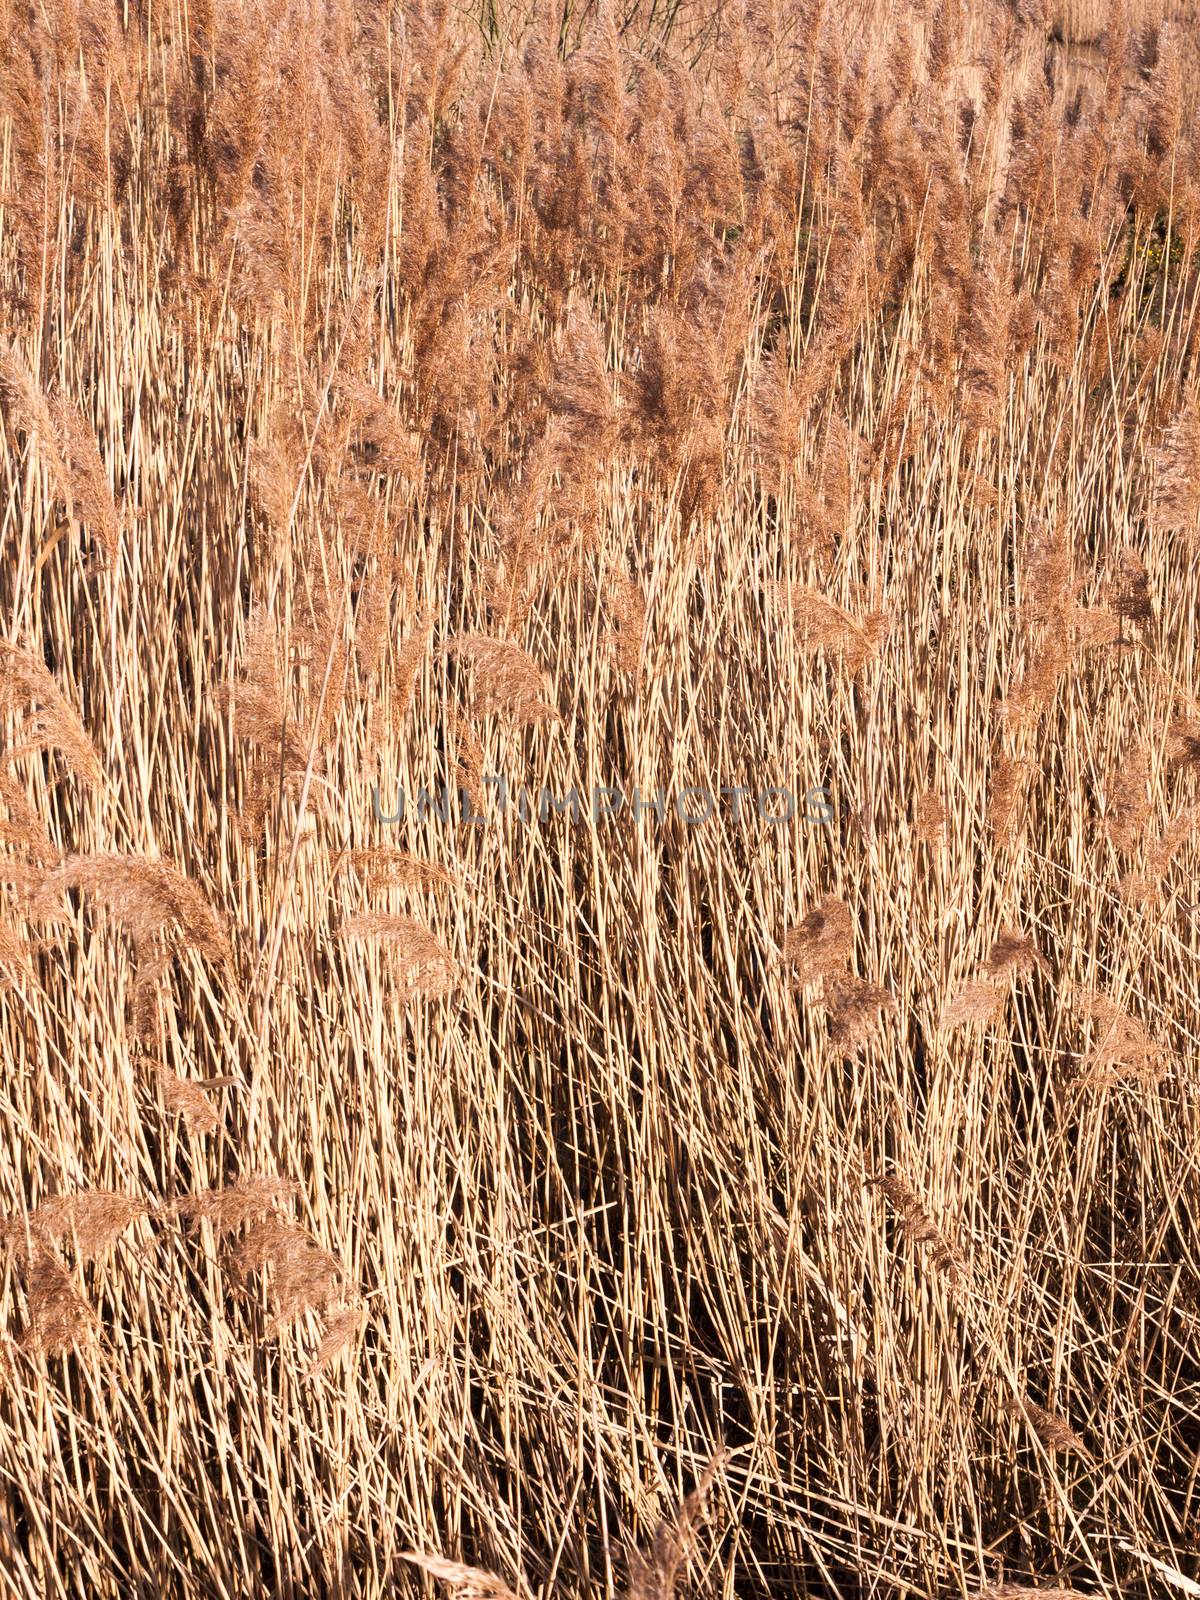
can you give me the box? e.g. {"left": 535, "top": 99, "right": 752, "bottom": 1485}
{"left": 1072, "top": 984, "right": 1171, "bottom": 1085}
{"left": 988, "top": 753, "right": 1030, "bottom": 844}
{"left": 601, "top": 568, "right": 649, "bottom": 676}
{"left": 624, "top": 305, "right": 728, "bottom": 526}
{"left": 0, "top": 42, "right": 64, "bottom": 297}
{"left": 869, "top": 366, "right": 918, "bottom": 489}
{"left": 1150, "top": 386, "right": 1200, "bottom": 530}
{"left": 791, "top": 415, "right": 855, "bottom": 568}
{"left": 984, "top": 928, "right": 1050, "bottom": 981}
{"left": 248, "top": 401, "right": 309, "bottom": 541}
{"left": 1117, "top": 870, "right": 1156, "bottom": 908}
{"left": 443, "top": 635, "right": 558, "bottom": 724}
{"left": 393, "top": 606, "right": 433, "bottom": 733}
{"left": 772, "top": 583, "right": 890, "bottom": 676}
{"left": 623, "top": 1449, "right": 724, "bottom": 1600}
{"left": 0, "top": 913, "right": 29, "bottom": 989}
{"left": 484, "top": 428, "right": 562, "bottom": 636}
{"left": 2, "top": 325, "right": 121, "bottom": 575}
{"left": 48, "top": 395, "right": 121, "bottom": 565}
{"left": 869, "top": 1174, "right": 962, "bottom": 1280}
{"left": 943, "top": 926, "right": 1047, "bottom": 1030}
{"left": 399, "top": 1553, "right": 523, "bottom": 1600}
{"left": 1001, "top": 516, "right": 1098, "bottom": 724}
{"left": 961, "top": 468, "right": 999, "bottom": 514}
{"left": 30, "top": 853, "right": 232, "bottom": 971}
{"left": 1001, "top": 638, "right": 1073, "bottom": 728}
{"left": 335, "top": 375, "right": 422, "bottom": 479}
{"left": 157, "top": 1065, "right": 237, "bottom": 1136}
{"left": 0, "top": 768, "right": 58, "bottom": 862}
{"left": 0, "top": 347, "right": 69, "bottom": 507}
{"left": 338, "top": 913, "right": 459, "bottom": 1001}
{"left": 1166, "top": 716, "right": 1200, "bottom": 775}
{"left": 1120, "top": 803, "right": 1200, "bottom": 904}
{"left": 352, "top": 559, "right": 393, "bottom": 689}
{"left": 224, "top": 606, "right": 315, "bottom": 839}
{"left": 345, "top": 850, "right": 459, "bottom": 893}
{"left": 960, "top": 258, "right": 1014, "bottom": 436}
{"left": 1021, "top": 515, "right": 1078, "bottom": 621}
{"left": 0, "top": 640, "right": 103, "bottom": 787}
{"left": 296, "top": 576, "right": 351, "bottom": 747}
{"left": 1111, "top": 547, "right": 1155, "bottom": 630}
{"left": 19, "top": 1247, "right": 99, "bottom": 1358}
{"left": 548, "top": 298, "right": 619, "bottom": 468}
{"left": 26, "top": 850, "right": 232, "bottom": 1042}
{"left": 449, "top": 704, "right": 486, "bottom": 816}
{"left": 1065, "top": 604, "right": 1120, "bottom": 651}
{"left": 224, "top": 605, "right": 309, "bottom": 767}
{"left": 1010, "top": 1394, "right": 1093, "bottom": 1461}
{"left": 781, "top": 897, "right": 852, "bottom": 986}
{"left": 306, "top": 1302, "right": 366, "bottom": 1378}
{"left": 914, "top": 790, "right": 946, "bottom": 846}
{"left": 749, "top": 340, "right": 806, "bottom": 480}
{"left": 1105, "top": 741, "right": 1151, "bottom": 850}
{"left": 824, "top": 973, "right": 897, "bottom": 1053}
{"left": 0, "top": 1192, "right": 147, "bottom": 1261}
{"left": 233, "top": 1215, "right": 343, "bottom": 1333}
{"left": 168, "top": 1176, "right": 301, "bottom": 1238}
{"left": 940, "top": 977, "right": 1010, "bottom": 1031}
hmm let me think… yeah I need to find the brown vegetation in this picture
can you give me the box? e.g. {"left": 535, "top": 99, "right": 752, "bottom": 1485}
{"left": 3, "top": 0, "right": 1200, "bottom": 1595}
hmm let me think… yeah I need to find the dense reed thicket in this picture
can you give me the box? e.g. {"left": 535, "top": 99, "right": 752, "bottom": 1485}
{"left": 3, "top": 0, "right": 1200, "bottom": 1595}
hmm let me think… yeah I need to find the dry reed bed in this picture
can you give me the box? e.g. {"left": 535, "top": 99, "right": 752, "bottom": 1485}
{"left": 2, "top": 0, "right": 1200, "bottom": 1595}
